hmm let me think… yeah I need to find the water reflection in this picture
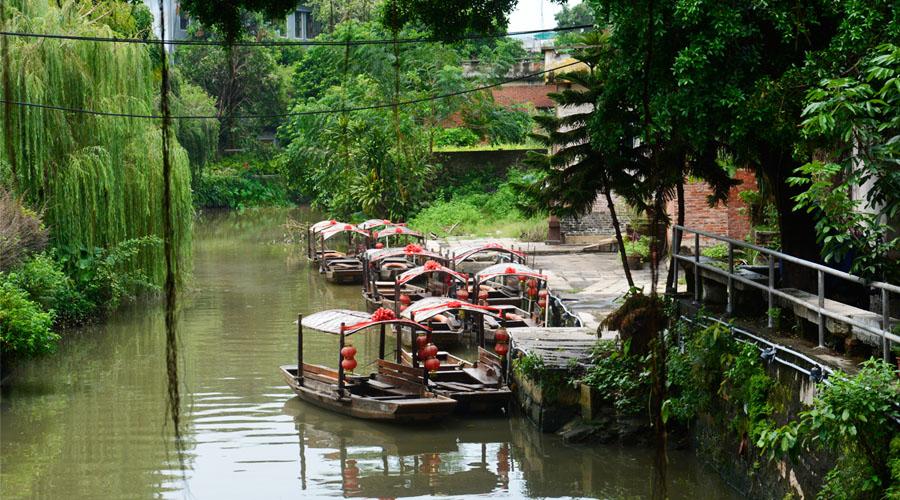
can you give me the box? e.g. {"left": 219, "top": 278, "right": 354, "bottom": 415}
{"left": 0, "top": 208, "right": 739, "bottom": 499}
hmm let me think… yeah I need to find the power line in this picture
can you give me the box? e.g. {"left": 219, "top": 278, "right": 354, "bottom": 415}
{"left": 0, "top": 24, "right": 594, "bottom": 48}
{"left": 0, "top": 61, "right": 581, "bottom": 120}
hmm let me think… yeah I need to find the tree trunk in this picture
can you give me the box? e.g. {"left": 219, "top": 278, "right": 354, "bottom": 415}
{"left": 665, "top": 175, "right": 685, "bottom": 292}
{"left": 759, "top": 145, "right": 820, "bottom": 290}
{"left": 606, "top": 189, "right": 634, "bottom": 288}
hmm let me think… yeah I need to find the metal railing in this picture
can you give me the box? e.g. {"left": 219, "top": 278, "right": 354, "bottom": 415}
{"left": 669, "top": 225, "right": 899, "bottom": 360}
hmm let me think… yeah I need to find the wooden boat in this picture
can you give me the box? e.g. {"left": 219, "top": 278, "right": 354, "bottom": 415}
{"left": 361, "top": 246, "right": 450, "bottom": 308}
{"left": 280, "top": 309, "right": 456, "bottom": 422}
{"left": 371, "top": 225, "right": 425, "bottom": 249}
{"left": 400, "top": 296, "right": 502, "bottom": 347}
{"left": 380, "top": 261, "right": 468, "bottom": 312}
{"left": 451, "top": 243, "right": 526, "bottom": 274}
{"left": 307, "top": 219, "right": 346, "bottom": 262}
{"left": 316, "top": 225, "right": 370, "bottom": 284}
{"left": 401, "top": 347, "right": 511, "bottom": 413}
{"left": 473, "top": 263, "right": 551, "bottom": 325}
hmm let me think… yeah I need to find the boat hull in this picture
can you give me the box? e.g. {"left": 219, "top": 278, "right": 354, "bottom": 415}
{"left": 280, "top": 365, "right": 456, "bottom": 422}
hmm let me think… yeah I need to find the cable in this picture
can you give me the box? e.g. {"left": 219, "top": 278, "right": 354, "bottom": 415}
{"left": 0, "top": 24, "right": 594, "bottom": 48}
{"left": 0, "top": 61, "right": 582, "bottom": 120}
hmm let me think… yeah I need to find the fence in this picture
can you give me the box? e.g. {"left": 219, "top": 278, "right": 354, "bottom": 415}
{"left": 669, "top": 225, "right": 899, "bottom": 360}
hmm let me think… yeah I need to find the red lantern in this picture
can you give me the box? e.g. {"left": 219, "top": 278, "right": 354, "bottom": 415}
{"left": 341, "top": 358, "right": 357, "bottom": 371}
{"left": 424, "top": 260, "right": 440, "bottom": 271}
{"left": 518, "top": 276, "right": 526, "bottom": 283}
{"left": 424, "top": 344, "right": 439, "bottom": 358}
{"left": 527, "top": 286, "right": 538, "bottom": 298}
{"left": 478, "top": 290, "right": 489, "bottom": 300}
{"left": 415, "top": 335, "right": 429, "bottom": 349}
{"left": 527, "top": 279, "right": 538, "bottom": 289}
{"left": 495, "top": 329, "right": 509, "bottom": 342}
{"left": 418, "top": 348, "right": 428, "bottom": 360}
{"left": 375, "top": 242, "right": 384, "bottom": 249}
{"left": 395, "top": 227, "right": 404, "bottom": 234}
{"left": 340, "top": 346, "right": 357, "bottom": 359}
{"left": 494, "top": 343, "right": 509, "bottom": 356}
{"left": 344, "top": 224, "right": 353, "bottom": 230}
{"left": 457, "top": 289, "right": 469, "bottom": 301}
{"left": 538, "top": 289, "right": 549, "bottom": 299}
{"left": 424, "top": 357, "right": 441, "bottom": 372}
{"left": 400, "top": 304, "right": 408, "bottom": 312}
{"left": 538, "top": 298, "right": 547, "bottom": 309}
{"left": 399, "top": 294, "right": 411, "bottom": 305}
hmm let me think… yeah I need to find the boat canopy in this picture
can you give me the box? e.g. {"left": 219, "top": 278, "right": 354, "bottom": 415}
{"left": 310, "top": 219, "right": 344, "bottom": 233}
{"left": 452, "top": 243, "right": 526, "bottom": 264}
{"left": 302, "top": 309, "right": 430, "bottom": 335}
{"left": 400, "top": 297, "right": 501, "bottom": 322}
{"left": 475, "top": 262, "right": 548, "bottom": 282}
{"left": 396, "top": 261, "right": 469, "bottom": 285}
{"left": 374, "top": 225, "right": 423, "bottom": 240}
{"left": 364, "top": 246, "right": 446, "bottom": 264}
{"left": 320, "top": 224, "right": 371, "bottom": 241}
{"left": 358, "top": 219, "right": 396, "bottom": 230}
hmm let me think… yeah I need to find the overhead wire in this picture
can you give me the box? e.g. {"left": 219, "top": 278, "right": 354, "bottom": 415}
{"left": 0, "top": 61, "right": 583, "bottom": 120}
{"left": 0, "top": 24, "right": 594, "bottom": 47}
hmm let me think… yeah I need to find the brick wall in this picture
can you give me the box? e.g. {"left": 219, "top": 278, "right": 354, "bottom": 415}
{"left": 561, "top": 193, "right": 631, "bottom": 236}
{"left": 667, "top": 169, "right": 757, "bottom": 246}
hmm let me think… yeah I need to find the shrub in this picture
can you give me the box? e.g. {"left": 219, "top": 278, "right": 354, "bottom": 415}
{"left": 0, "top": 279, "right": 58, "bottom": 358}
{"left": 433, "top": 127, "right": 479, "bottom": 148}
{"left": 623, "top": 236, "right": 650, "bottom": 259}
{"left": 194, "top": 171, "right": 290, "bottom": 209}
{"left": 0, "top": 189, "right": 48, "bottom": 271}
{"left": 701, "top": 243, "right": 729, "bottom": 260}
{"left": 580, "top": 340, "right": 650, "bottom": 416}
{"left": 6, "top": 253, "right": 93, "bottom": 325}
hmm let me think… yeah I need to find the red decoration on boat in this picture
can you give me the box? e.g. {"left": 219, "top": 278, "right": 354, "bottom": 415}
{"left": 424, "top": 260, "right": 441, "bottom": 271}
{"left": 371, "top": 307, "right": 396, "bottom": 322}
{"left": 424, "top": 357, "right": 441, "bottom": 372}
{"left": 400, "top": 304, "right": 408, "bottom": 312}
{"left": 344, "top": 224, "right": 353, "bottom": 230}
{"left": 495, "top": 329, "right": 509, "bottom": 342}
{"left": 329, "top": 219, "right": 336, "bottom": 224}
{"left": 424, "top": 344, "right": 439, "bottom": 358}
{"left": 478, "top": 290, "right": 489, "bottom": 300}
{"left": 456, "top": 289, "right": 469, "bottom": 300}
{"left": 538, "top": 289, "right": 549, "bottom": 299}
{"left": 383, "top": 219, "right": 391, "bottom": 224}
{"left": 415, "top": 335, "right": 429, "bottom": 349}
{"left": 527, "top": 279, "right": 538, "bottom": 289}
{"left": 341, "top": 358, "right": 357, "bottom": 371}
{"left": 494, "top": 343, "right": 509, "bottom": 356}
{"left": 340, "top": 346, "right": 357, "bottom": 358}
{"left": 446, "top": 301, "right": 463, "bottom": 309}
{"left": 404, "top": 243, "right": 422, "bottom": 254}
{"left": 505, "top": 266, "right": 517, "bottom": 275}
{"left": 538, "top": 298, "right": 547, "bottom": 309}
{"left": 374, "top": 242, "right": 384, "bottom": 249}
{"left": 395, "top": 227, "right": 404, "bottom": 234}
{"left": 418, "top": 348, "right": 428, "bottom": 360}
{"left": 399, "top": 294, "right": 411, "bottom": 306}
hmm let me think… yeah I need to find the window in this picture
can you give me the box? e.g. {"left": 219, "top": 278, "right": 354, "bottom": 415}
{"left": 306, "top": 13, "right": 321, "bottom": 39}
{"left": 294, "top": 10, "right": 304, "bottom": 39}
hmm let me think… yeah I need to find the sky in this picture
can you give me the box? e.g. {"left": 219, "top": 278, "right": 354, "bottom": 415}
{"left": 508, "top": 0, "right": 571, "bottom": 32}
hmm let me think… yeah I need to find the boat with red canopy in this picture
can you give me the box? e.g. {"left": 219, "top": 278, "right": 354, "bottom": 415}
{"left": 451, "top": 243, "right": 527, "bottom": 274}
{"left": 361, "top": 245, "right": 450, "bottom": 305}
{"left": 279, "top": 308, "right": 457, "bottom": 422}
{"left": 372, "top": 225, "right": 425, "bottom": 248}
{"left": 315, "top": 224, "right": 370, "bottom": 284}
{"left": 369, "top": 260, "right": 468, "bottom": 313}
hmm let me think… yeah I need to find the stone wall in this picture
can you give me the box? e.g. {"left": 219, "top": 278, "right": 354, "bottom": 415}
{"left": 560, "top": 194, "right": 631, "bottom": 240}
{"left": 432, "top": 149, "right": 540, "bottom": 182}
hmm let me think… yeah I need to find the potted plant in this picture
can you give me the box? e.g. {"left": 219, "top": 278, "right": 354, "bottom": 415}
{"left": 623, "top": 237, "right": 649, "bottom": 270}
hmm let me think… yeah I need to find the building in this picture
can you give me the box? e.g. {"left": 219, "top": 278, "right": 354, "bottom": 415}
{"left": 145, "top": 1, "right": 321, "bottom": 51}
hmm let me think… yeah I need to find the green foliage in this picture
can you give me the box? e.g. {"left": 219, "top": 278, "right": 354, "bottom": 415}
{"left": 701, "top": 243, "right": 728, "bottom": 260}
{"left": 580, "top": 340, "right": 650, "bottom": 416}
{"left": 512, "top": 352, "right": 571, "bottom": 403}
{"left": 623, "top": 236, "right": 650, "bottom": 259}
{"left": 664, "top": 321, "right": 775, "bottom": 444}
{"left": 2, "top": 0, "right": 193, "bottom": 287}
{"left": 4, "top": 254, "right": 92, "bottom": 326}
{"left": 409, "top": 169, "right": 543, "bottom": 238}
{"left": 0, "top": 279, "right": 58, "bottom": 358}
{"left": 54, "top": 237, "right": 162, "bottom": 313}
{"left": 382, "top": 0, "right": 518, "bottom": 39}
{"left": 171, "top": 77, "right": 220, "bottom": 186}
{"left": 194, "top": 171, "right": 290, "bottom": 209}
{"left": 177, "top": 0, "right": 297, "bottom": 43}
{"left": 758, "top": 360, "right": 900, "bottom": 499}
{"left": 0, "top": 190, "right": 48, "bottom": 272}
{"left": 433, "top": 128, "right": 480, "bottom": 148}
{"left": 462, "top": 100, "right": 533, "bottom": 145}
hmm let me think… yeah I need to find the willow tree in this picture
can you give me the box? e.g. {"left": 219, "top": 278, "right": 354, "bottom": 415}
{"left": 0, "top": 0, "right": 193, "bottom": 284}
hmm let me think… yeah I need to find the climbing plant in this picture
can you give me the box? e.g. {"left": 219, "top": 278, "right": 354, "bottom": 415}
{"left": 0, "top": 0, "right": 193, "bottom": 285}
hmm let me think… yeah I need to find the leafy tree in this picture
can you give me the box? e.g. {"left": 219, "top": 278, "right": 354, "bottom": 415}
{"left": 305, "top": 0, "right": 383, "bottom": 31}
{"left": 177, "top": 0, "right": 297, "bottom": 42}
{"left": 789, "top": 43, "right": 900, "bottom": 282}
{"left": 171, "top": 76, "right": 220, "bottom": 188}
{"left": 555, "top": 1, "right": 593, "bottom": 28}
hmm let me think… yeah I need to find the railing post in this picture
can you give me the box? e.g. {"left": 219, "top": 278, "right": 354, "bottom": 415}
{"left": 693, "top": 232, "right": 700, "bottom": 303}
{"left": 672, "top": 226, "right": 680, "bottom": 294}
{"left": 767, "top": 257, "right": 775, "bottom": 329}
{"left": 727, "top": 241, "right": 734, "bottom": 315}
{"left": 882, "top": 287, "right": 890, "bottom": 362}
{"left": 817, "top": 270, "right": 825, "bottom": 348}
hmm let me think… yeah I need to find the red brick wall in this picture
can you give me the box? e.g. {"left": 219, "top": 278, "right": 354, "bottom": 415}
{"left": 667, "top": 169, "right": 757, "bottom": 246}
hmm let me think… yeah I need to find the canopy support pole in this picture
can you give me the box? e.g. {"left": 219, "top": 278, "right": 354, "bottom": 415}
{"left": 379, "top": 323, "right": 386, "bottom": 360}
{"left": 297, "top": 313, "right": 304, "bottom": 380}
{"left": 338, "top": 323, "right": 346, "bottom": 399}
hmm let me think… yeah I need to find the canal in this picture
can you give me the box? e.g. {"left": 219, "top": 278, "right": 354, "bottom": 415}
{"left": 1, "top": 208, "right": 740, "bottom": 499}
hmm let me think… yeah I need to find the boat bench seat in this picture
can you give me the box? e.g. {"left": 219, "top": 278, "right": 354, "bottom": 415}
{"left": 366, "top": 379, "right": 396, "bottom": 390}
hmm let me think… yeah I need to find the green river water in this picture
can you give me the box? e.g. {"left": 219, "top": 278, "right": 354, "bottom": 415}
{"left": 1, "top": 208, "right": 741, "bottom": 499}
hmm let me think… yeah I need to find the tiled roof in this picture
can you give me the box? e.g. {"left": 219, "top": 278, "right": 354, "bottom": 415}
{"left": 491, "top": 84, "right": 556, "bottom": 109}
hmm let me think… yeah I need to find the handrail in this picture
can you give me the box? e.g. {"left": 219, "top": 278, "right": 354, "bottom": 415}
{"left": 669, "top": 224, "right": 897, "bottom": 361}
